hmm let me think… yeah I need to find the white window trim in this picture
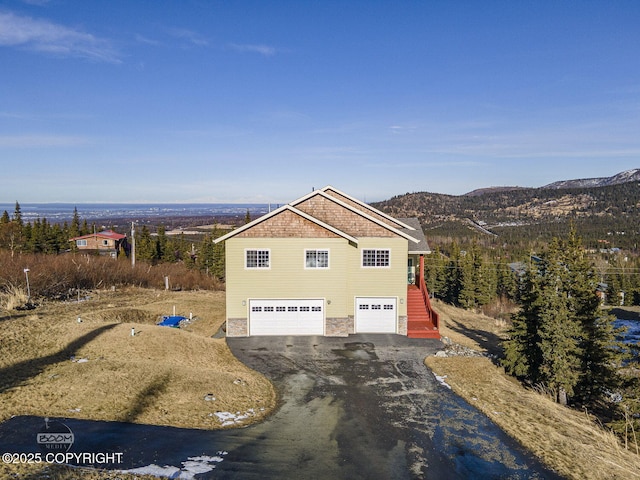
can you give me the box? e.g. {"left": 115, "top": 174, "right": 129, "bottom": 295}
{"left": 304, "top": 248, "right": 330, "bottom": 269}
{"left": 361, "top": 248, "right": 391, "bottom": 268}
{"left": 76, "top": 239, "right": 87, "bottom": 247}
{"left": 245, "top": 248, "right": 271, "bottom": 269}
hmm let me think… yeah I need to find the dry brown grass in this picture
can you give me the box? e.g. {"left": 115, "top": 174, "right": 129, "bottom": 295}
{"left": 0, "top": 287, "right": 275, "bottom": 430}
{"left": 0, "top": 284, "right": 29, "bottom": 310}
{"left": 0, "top": 463, "right": 159, "bottom": 479}
{"left": 427, "top": 300, "right": 640, "bottom": 480}
{"left": 433, "top": 299, "right": 509, "bottom": 356}
{"left": 0, "top": 287, "right": 277, "bottom": 478}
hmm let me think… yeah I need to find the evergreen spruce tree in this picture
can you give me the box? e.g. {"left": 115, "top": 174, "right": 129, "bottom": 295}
{"left": 503, "top": 232, "right": 625, "bottom": 407}
{"left": 136, "top": 225, "right": 155, "bottom": 262}
{"left": 424, "top": 248, "right": 447, "bottom": 299}
{"left": 12, "top": 201, "right": 23, "bottom": 227}
{"left": 21, "top": 222, "right": 32, "bottom": 253}
{"left": 156, "top": 225, "right": 169, "bottom": 262}
{"left": 458, "top": 249, "right": 477, "bottom": 309}
{"left": 444, "top": 241, "right": 463, "bottom": 305}
{"left": 0, "top": 211, "right": 11, "bottom": 250}
{"left": 70, "top": 207, "right": 81, "bottom": 238}
{"left": 457, "top": 242, "right": 495, "bottom": 309}
{"left": 496, "top": 261, "right": 518, "bottom": 300}
{"left": 196, "top": 234, "right": 216, "bottom": 274}
{"left": 503, "top": 268, "right": 543, "bottom": 379}
{"left": 536, "top": 240, "right": 582, "bottom": 405}
{"left": 565, "top": 230, "right": 625, "bottom": 405}
{"left": 212, "top": 240, "right": 225, "bottom": 279}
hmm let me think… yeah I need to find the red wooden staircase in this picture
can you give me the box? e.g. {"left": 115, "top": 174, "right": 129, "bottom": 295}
{"left": 407, "top": 284, "right": 440, "bottom": 339}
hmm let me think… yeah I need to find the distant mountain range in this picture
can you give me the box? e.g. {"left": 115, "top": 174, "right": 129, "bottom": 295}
{"left": 464, "top": 169, "right": 640, "bottom": 196}
{"left": 541, "top": 168, "right": 640, "bottom": 190}
{"left": 373, "top": 169, "right": 640, "bottom": 248}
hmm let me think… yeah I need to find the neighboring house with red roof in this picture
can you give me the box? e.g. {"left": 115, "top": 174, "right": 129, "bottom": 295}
{"left": 69, "top": 230, "right": 128, "bottom": 258}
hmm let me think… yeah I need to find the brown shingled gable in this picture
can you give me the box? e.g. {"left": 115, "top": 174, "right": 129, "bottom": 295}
{"left": 235, "top": 208, "right": 342, "bottom": 238}
{"left": 295, "top": 195, "right": 396, "bottom": 238}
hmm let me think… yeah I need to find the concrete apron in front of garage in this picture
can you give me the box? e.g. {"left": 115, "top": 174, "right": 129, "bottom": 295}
{"left": 0, "top": 335, "right": 563, "bottom": 479}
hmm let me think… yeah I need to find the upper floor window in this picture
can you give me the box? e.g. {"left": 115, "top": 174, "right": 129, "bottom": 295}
{"left": 305, "top": 249, "right": 329, "bottom": 269}
{"left": 246, "top": 249, "right": 270, "bottom": 269}
{"left": 76, "top": 239, "right": 87, "bottom": 247}
{"left": 362, "top": 249, "right": 390, "bottom": 267}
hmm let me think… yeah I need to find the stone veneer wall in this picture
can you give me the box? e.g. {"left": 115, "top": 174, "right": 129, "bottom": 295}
{"left": 226, "top": 315, "right": 404, "bottom": 337}
{"left": 398, "top": 315, "right": 408, "bottom": 336}
{"left": 226, "top": 318, "right": 248, "bottom": 337}
{"left": 325, "top": 317, "right": 350, "bottom": 337}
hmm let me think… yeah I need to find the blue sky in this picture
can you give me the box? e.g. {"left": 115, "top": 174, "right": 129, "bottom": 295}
{"left": 1, "top": 1, "right": 640, "bottom": 203}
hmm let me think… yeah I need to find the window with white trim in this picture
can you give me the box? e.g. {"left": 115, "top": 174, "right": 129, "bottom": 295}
{"left": 362, "top": 249, "right": 390, "bottom": 267}
{"left": 246, "top": 249, "right": 270, "bottom": 269}
{"left": 305, "top": 249, "right": 329, "bottom": 268}
{"left": 76, "top": 239, "right": 87, "bottom": 247}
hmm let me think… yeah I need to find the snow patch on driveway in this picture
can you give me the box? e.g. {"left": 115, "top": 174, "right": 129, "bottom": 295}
{"left": 122, "top": 452, "right": 227, "bottom": 479}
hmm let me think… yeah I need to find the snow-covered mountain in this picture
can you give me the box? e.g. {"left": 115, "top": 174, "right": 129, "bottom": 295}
{"left": 543, "top": 168, "right": 640, "bottom": 189}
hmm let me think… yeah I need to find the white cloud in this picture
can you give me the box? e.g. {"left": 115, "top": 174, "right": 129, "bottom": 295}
{"left": 21, "top": 0, "right": 51, "bottom": 5}
{"left": 167, "top": 27, "right": 209, "bottom": 47}
{"left": 0, "top": 11, "right": 120, "bottom": 63}
{"left": 0, "top": 134, "right": 89, "bottom": 148}
{"left": 134, "top": 33, "right": 160, "bottom": 46}
{"left": 228, "top": 43, "right": 276, "bottom": 56}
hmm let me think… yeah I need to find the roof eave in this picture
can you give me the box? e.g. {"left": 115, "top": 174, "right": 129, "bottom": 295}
{"left": 320, "top": 186, "right": 416, "bottom": 231}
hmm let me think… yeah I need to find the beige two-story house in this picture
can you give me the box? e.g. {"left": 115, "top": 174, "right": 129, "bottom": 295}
{"left": 215, "top": 186, "right": 439, "bottom": 338}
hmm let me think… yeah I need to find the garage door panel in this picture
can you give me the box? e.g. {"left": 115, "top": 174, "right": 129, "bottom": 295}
{"left": 355, "top": 297, "right": 396, "bottom": 333}
{"left": 249, "top": 299, "right": 324, "bottom": 336}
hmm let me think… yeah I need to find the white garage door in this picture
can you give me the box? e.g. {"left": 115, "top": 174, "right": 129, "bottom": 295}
{"left": 249, "top": 299, "right": 324, "bottom": 336}
{"left": 355, "top": 297, "right": 397, "bottom": 333}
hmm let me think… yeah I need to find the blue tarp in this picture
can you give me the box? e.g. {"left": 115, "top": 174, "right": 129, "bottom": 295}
{"left": 158, "top": 315, "right": 186, "bottom": 327}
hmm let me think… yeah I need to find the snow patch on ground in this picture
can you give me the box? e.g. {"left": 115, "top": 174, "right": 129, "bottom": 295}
{"left": 434, "top": 374, "right": 452, "bottom": 390}
{"left": 122, "top": 452, "right": 227, "bottom": 479}
{"left": 212, "top": 409, "right": 256, "bottom": 426}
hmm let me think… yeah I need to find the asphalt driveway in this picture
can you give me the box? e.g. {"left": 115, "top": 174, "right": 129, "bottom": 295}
{"left": 225, "top": 334, "right": 562, "bottom": 479}
{"left": 0, "top": 334, "right": 563, "bottom": 479}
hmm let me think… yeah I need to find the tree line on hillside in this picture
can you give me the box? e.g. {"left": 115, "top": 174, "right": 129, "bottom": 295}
{"left": 0, "top": 202, "right": 226, "bottom": 279}
{"left": 424, "top": 240, "right": 518, "bottom": 312}
{"left": 374, "top": 182, "right": 640, "bottom": 252}
{"left": 425, "top": 234, "right": 640, "bottom": 310}
{"left": 425, "top": 229, "right": 639, "bottom": 449}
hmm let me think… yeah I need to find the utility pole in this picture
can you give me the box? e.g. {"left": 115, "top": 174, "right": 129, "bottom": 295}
{"left": 23, "top": 268, "right": 30, "bottom": 301}
{"left": 131, "top": 221, "right": 136, "bottom": 268}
